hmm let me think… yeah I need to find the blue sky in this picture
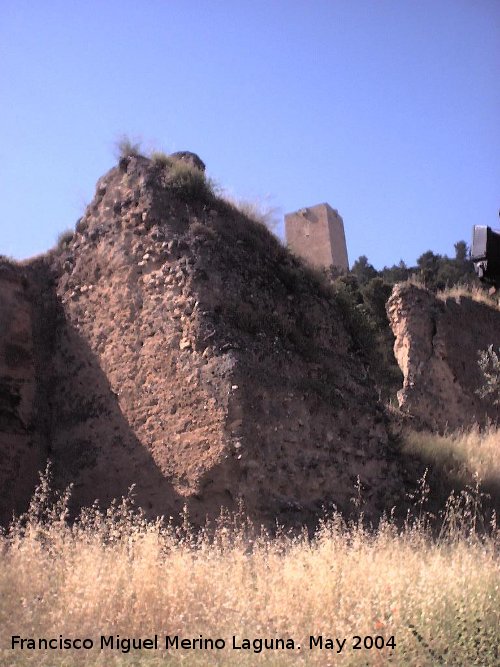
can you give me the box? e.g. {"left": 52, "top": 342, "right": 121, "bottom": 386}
{"left": 1, "top": 0, "right": 498, "bottom": 269}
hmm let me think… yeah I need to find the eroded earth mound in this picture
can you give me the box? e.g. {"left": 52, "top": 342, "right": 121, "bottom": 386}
{"left": 387, "top": 283, "right": 500, "bottom": 432}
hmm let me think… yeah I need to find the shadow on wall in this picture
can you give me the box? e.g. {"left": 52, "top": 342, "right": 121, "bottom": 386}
{"left": 43, "top": 319, "right": 184, "bottom": 520}
{"left": 0, "top": 262, "right": 184, "bottom": 523}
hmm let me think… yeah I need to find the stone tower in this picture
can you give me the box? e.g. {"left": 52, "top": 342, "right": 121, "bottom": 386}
{"left": 285, "top": 203, "right": 349, "bottom": 271}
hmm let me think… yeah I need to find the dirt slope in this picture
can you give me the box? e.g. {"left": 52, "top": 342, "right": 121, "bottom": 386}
{"left": 387, "top": 283, "right": 500, "bottom": 432}
{"left": 1, "top": 154, "right": 403, "bottom": 525}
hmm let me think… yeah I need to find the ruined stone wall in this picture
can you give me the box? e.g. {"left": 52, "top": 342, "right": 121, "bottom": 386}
{"left": 387, "top": 283, "right": 500, "bottom": 432}
{"left": 46, "top": 156, "right": 228, "bottom": 520}
{"left": 0, "top": 156, "right": 401, "bottom": 526}
{"left": 191, "top": 209, "right": 395, "bottom": 522}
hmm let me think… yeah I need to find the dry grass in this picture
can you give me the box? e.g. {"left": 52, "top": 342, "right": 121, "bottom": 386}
{"left": 221, "top": 194, "right": 281, "bottom": 236}
{"left": 398, "top": 279, "right": 500, "bottom": 312}
{"left": 1, "top": 470, "right": 499, "bottom": 666}
{"left": 149, "top": 153, "right": 215, "bottom": 204}
{"left": 437, "top": 283, "right": 500, "bottom": 311}
{"left": 402, "top": 424, "right": 500, "bottom": 488}
{"left": 402, "top": 273, "right": 427, "bottom": 289}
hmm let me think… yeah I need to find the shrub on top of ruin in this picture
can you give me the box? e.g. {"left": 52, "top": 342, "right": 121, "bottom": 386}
{"left": 114, "top": 134, "right": 143, "bottom": 160}
{"left": 166, "top": 157, "right": 215, "bottom": 204}
{"left": 56, "top": 229, "right": 74, "bottom": 250}
{"left": 150, "top": 150, "right": 173, "bottom": 168}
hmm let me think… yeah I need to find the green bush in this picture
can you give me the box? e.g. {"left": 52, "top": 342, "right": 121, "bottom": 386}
{"left": 477, "top": 345, "right": 500, "bottom": 405}
{"left": 330, "top": 275, "right": 402, "bottom": 398}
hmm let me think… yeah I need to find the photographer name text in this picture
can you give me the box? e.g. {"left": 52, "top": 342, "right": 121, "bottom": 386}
{"left": 11, "top": 634, "right": 396, "bottom": 654}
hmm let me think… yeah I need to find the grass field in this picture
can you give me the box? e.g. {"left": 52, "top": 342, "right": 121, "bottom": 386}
{"left": 1, "top": 433, "right": 499, "bottom": 667}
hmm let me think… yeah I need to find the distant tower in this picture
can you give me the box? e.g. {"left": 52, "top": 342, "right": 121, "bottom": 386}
{"left": 285, "top": 203, "right": 349, "bottom": 271}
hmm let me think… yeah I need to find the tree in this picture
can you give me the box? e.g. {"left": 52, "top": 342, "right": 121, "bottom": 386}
{"left": 381, "top": 260, "right": 409, "bottom": 285}
{"left": 454, "top": 241, "right": 468, "bottom": 263}
{"left": 361, "top": 278, "right": 393, "bottom": 327}
{"left": 351, "top": 255, "right": 378, "bottom": 285}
